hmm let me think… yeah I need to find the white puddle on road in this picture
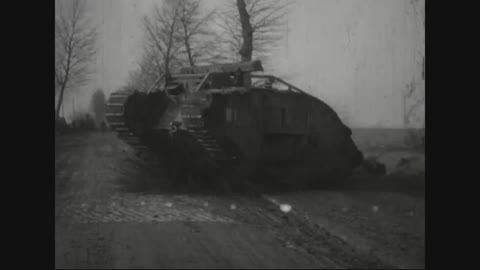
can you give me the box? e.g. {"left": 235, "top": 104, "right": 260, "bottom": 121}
{"left": 280, "top": 204, "right": 292, "bottom": 213}
{"left": 262, "top": 195, "right": 294, "bottom": 214}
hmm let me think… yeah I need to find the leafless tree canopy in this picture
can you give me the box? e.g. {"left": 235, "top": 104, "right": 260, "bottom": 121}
{"left": 403, "top": 0, "right": 425, "bottom": 128}
{"left": 55, "top": 0, "right": 96, "bottom": 119}
{"left": 127, "top": 45, "right": 164, "bottom": 91}
{"left": 142, "top": 0, "right": 184, "bottom": 76}
{"left": 215, "top": 0, "right": 291, "bottom": 62}
{"left": 129, "top": 0, "right": 216, "bottom": 91}
{"left": 405, "top": 81, "right": 425, "bottom": 128}
{"left": 128, "top": 0, "right": 290, "bottom": 91}
{"left": 177, "top": 0, "right": 216, "bottom": 66}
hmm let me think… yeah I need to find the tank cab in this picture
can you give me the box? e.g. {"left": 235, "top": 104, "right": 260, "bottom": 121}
{"left": 140, "top": 60, "right": 363, "bottom": 185}
{"left": 146, "top": 61, "right": 264, "bottom": 132}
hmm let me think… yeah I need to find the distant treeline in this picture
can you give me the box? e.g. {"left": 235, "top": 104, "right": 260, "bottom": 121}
{"left": 351, "top": 128, "right": 425, "bottom": 152}
{"left": 55, "top": 111, "right": 99, "bottom": 134}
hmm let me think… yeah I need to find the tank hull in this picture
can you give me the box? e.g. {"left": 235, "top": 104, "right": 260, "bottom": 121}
{"left": 107, "top": 87, "right": 362, "bottom": 187}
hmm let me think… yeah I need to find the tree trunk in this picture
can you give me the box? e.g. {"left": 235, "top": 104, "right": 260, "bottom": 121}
{"left": 56, "top": 82, "right": 67, "bottom": 120}
{"left": 183, "top": 23, "right": 195, "bottom": 67}
{"left": 185, "top": 40, "right": 194, "bottom": 67}
{"left": 236, "top": 0, "right": 253, "bottom": 86}
{"left": 164, "top": 58, "right": 170, "bottom": 76}
{"left": 236, "top": 0, "right": 253, "bottom": 61}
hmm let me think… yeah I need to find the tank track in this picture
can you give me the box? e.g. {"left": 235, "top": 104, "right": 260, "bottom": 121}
{"left": 179, "top": 92, "right": 242, "bottom": 190}
{"left": 180, "top": 101, "right": 238, "bottom": 165}
{"left": 105, "top": 91, "right": 148, "bottom": 152}
{"left": 104, "top": 88, "right": 245, "bottom": 191}
{"left": 105, "top": 89, "right": 237, "bottom": 168}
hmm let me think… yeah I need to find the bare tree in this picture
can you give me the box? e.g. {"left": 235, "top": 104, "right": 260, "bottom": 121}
{"left": 55, "top": 0, "right": 96, "bottom": 120}
{"left": 177, "top": 0, "right": 217, "bottom": 67}
{"left": 215, "top": 0, "right": 290, "bottom": 86}
{"left": 403, "top": 0, "right": 425, "bottom": 128}
{"left": 403, "top": 0, "right": 425, "bottom": 148}
{"left": 216, "top": 0, "right": 291, "bottom": 63}
{"left": 142, "top": 0, "right": 184, "bottom": 76}
{"left": 127, "top": 45, "right": 164, "bottom": 91}
{"left": 140, "top": 0, "right": 216, "bottom": 76}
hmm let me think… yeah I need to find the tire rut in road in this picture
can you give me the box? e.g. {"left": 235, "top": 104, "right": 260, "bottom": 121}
{"left": 209, "top": 195, "right": 396, "bottom": 269}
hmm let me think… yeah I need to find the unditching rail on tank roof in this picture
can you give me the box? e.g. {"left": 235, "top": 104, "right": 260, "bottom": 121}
{"left": 147, "top": 73, "right": 165, "bottom": 94}
{"left": 147, "top": 73, "right": 205, "bottom": 93}
{"left": 147, "top": 72, "right": 314, "bottom": 98}
{"left": 147, "top": 73, "right": 207, "bottom": 94}
{"left": 186, "top": 73, "right": 313, "bottom": 96}
{"left": 251, "top": 75, "right": 315, "bottom": 98}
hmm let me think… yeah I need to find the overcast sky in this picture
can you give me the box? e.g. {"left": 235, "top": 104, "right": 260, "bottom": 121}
{"left": 56, "top": 0, "right": 424, "bottom": 128}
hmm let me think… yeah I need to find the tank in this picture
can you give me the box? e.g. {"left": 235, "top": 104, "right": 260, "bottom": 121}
{"left": 106, "top": 60, "right": 363, "bottom": 188}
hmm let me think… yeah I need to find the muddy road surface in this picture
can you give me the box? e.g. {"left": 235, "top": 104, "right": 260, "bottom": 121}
{"left": 55, "top": 132, "right": 423, "bottom": 269}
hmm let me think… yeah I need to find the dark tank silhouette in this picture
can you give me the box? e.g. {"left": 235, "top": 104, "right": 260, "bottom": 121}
{"left": 106, "top": 60, "right": 363, "bottom": 189}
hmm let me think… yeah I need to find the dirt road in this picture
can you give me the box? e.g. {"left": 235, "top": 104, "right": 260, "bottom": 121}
{"left": 55, "top": 132, "right": 423, "bottom": 269}
{"left": 55, "top": 132, "right": 326, "bottom": 268}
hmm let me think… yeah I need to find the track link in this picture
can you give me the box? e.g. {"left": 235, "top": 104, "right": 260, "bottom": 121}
{"left": 180, "top": 94, "right": 238, "bottom": 165}
{"left": 105, "top": 91, "right": 148, "bottom": 152}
